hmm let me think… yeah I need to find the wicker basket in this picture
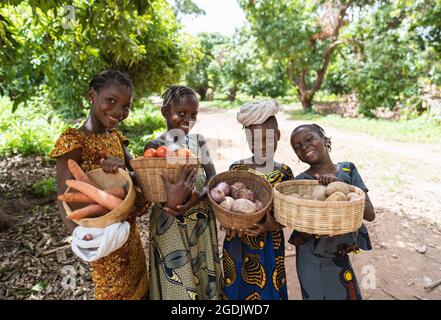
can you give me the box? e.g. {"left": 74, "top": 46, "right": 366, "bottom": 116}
{"left": 273, "top": 180, "right": 365, "bottom": 236}
{"left": 207, "top": 170, "right": 273, "bottom": 229}
{"left": 62, "top": 168, "right": 136, "bottom": 228}
{"left": 130, "top": 157, "right": 199, "bottom": 203}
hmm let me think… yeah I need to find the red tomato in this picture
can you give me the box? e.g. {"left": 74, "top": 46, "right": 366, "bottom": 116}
{"left": 156, "top": 146, "right": 169, "bottom": 158}
{"left": 143, "top": 148, "right": 157, "bottom": 158}
{"left": 176, "top": 148, "right": 192, "bottom": 158}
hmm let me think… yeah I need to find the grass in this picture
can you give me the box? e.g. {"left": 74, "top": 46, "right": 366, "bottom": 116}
{"left": 31, "top": 177, "right": 57, "bottom": 197}
{"left": 288, "top": 109, "right": 441, "bottom": 144}
{"left": 0, "top": 96, "right": 68, "bottom": 157}
{"left": 0, "top": 96, "right": 165, "bottom": 158}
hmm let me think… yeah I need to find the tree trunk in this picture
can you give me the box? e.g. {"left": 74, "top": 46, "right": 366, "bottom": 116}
{"left": 298, "top": 89, "right": 313, "bottom": 112}
{"left": 197, "top": 85, "right": 208, "bottom": 101}
{"left": 227, "top": 86, "right": 237, "bottom": 101}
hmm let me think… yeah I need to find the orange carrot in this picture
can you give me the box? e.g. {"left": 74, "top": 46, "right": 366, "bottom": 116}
{"left": 106, "top": 187, "right": 127, "bottom": 199}
{"left": 67, "top": 159, "right": 100, "bottom": 188}
{"left": 59, "top": 188, "right": 127, "bottom": 204}
{"left": 65, "top": 179, "right": 123, "bottom": 210}
{"left": 67, "top": 204, "right": 109, "bottom": 220}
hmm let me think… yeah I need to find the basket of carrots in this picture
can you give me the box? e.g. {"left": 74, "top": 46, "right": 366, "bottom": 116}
{"left": 207, "top": 170, "right": 273, "bottom": 229}
{"left": 60, "top": 160, "right": 136, "bottom": 228}
{"left": 130, "top": 145, "right": 199, "bottom": 203}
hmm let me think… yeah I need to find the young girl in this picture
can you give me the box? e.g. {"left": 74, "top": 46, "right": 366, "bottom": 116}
{"left": 51, "top": 70, "right": 149, "bottom": 300}
{"left": 289, "top": 124, "right": 375, "bottom": 300}
{"left": 222, "top": 100, "right": 293, "bottom": 300}
{"left": 145, "top": 85, "right": 222, "bottom": 300}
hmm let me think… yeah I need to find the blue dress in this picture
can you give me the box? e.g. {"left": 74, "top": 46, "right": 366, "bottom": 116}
{"left": 223, "top": 162, "right": 293, "bottom": 300}
{"left": 288, "top": 162, "right": 372, "bottom": 300}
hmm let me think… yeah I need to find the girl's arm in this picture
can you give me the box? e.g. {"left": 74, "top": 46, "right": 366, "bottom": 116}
{"left": 363, "top": 193, "right": 375, "bottom": 222}
{"left": 163, "top": 135, "right": 215, "bottom": 215}
{"left": 56, "top": 149, "right": 82, "bottom": 233}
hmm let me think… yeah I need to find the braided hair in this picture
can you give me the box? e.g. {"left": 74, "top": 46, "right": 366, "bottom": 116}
{"left": 161, "top": 85, "right": 197, "bottom": 109}
{"left": 291, "top": 124, "right": 332, "bottom": 151}
{"left": 88, "top": 70, "right": 133, "bottom": 93}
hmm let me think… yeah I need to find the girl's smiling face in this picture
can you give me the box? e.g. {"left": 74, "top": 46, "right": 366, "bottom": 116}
{"left": 163, "top": 95, "right": 199, "bottom": 135}
{"left": 291, "top": 128, "right": 327, "bottom": 164}
{"left": 89, "top": 84, "right": 132, "bottom": 129}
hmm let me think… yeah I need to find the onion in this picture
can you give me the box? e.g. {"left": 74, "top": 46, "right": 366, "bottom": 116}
{"left": 238, "top": 188, "right": 256, "bottom": 202}
{"left": 254, "top": 200, "right": 264, "bottom": 211}
{"left": 215, "top": 182, "right": 230, "bottom": 196}
{"left": 220, "top": 196, "right": 235, "bottom": 210}
{"left": 210, "top": 188, "right": 225, "bottom": 203}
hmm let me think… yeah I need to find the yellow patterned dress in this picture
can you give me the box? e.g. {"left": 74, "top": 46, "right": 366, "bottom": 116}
{"left": 148, "top": 134, "right": 223, "bottom": 300}
{"left": 50, "top": 128, "right": 148, "bottom": 300}
{"left": 222, "top": 162, "right": 293, "bottom": 300}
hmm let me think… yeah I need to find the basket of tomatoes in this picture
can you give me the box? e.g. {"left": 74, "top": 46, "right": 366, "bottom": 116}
{"left": 130, "top": 145, "right": 199, "bottom": 203}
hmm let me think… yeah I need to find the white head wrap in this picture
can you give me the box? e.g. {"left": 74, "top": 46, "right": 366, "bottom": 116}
{"left": 237, "top": 100, "right": 279, "bottom": 127}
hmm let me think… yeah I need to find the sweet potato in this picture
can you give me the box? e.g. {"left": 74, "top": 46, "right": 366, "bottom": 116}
{"left": 58, "top": 187, "right": 126, "bottom": 204}
{"left": 67, "top": 159, "right": 100, "bottom": 188}
{"left": 65, "top": 180, "right": 123, "bottom": 210}
{"left": 325, "top": 181, "right": 350, "bottom": 196}
{"left": 67, "top": 204, "right": 109, "bottom": 220}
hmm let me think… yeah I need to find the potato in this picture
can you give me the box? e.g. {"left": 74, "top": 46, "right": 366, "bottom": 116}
{"left": 220, "top": 197, "right": 235, "bottom": 210}
{"left": 254, "top": 200, "right": 264, "bottom": 211}
{"left": 325, "top": 191, "right": 348, "bottom": 201}
{"left": 347, "top": 192, "right": 362, "bottom": 201}
{"left": 325, "top": 181, "right": 350, "bottom": 196}
{"left": 312, "top": 185, "right": 327, "bottom": 201}
{"left": 231, "top": 199, "right": 257, "bottom": 214}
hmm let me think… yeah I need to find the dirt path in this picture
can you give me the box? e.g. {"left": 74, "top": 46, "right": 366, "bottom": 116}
{"left": 193, "top": 105, "right": 441, "bottom": 300}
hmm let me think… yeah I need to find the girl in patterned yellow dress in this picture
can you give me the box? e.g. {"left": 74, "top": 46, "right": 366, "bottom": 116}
{"left": 51, "top": 70, "right": 148, "bottom": 300}
{"left": 222, "top": 100, "right": 293, "bottom": 300}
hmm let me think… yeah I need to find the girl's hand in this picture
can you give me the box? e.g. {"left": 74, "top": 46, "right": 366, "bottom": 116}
{"left": 243, "top": 209, "right": 281, "bottom": 236}
{"left": 314, "top": 173, "right": 338, "bottom": 186}
{"left": 220, "top": 225, "right": 245, "bottom": 238}
{"left": 160, "top": 165, "right": 196, "bottom": 214}
{"left": 100, "top": 158, "right": 125, "bottom": 173}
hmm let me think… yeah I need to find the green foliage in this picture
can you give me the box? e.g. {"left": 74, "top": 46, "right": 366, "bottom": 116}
{"left": 289, "top": 108, "right": 441, "bottom": 144}
{"left": 0, "top": 96, "right": 68, "bottom": 156}
{"left": 0, "top": 0, "right": 199, "bottom": 113}
{"left": 31, "top": 177, "right": 56, "bottom": 197}
{"left": 185, "top": 32, "right": 227, "bottom": 100}
{"left": 119, "top": 100, "right": 166, "bottom": 156}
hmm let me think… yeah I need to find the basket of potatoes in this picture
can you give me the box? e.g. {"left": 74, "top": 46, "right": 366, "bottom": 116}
{"left": 207, "top": 170, "right": 273, "bottom": 229}
{"left": 273, "top": 180, "right": 365, "bottom": 236}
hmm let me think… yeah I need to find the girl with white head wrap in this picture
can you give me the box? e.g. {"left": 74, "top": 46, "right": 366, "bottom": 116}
{"left": 237, "top": 99, "right": 280, "bottom": 128}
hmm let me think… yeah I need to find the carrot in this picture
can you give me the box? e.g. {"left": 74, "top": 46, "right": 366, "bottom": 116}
{"left": 67, "top": 204, "right": 109, "bottom": 220}
{"left": 66, "top": 180, "right": 123, "bottom": 210}
{"left": 106, "top": 187, "right": 126, "bottom": 199}
{"left": 59, "top": 187, "right": 127, "bottom": 204}
{"left": 67, "top": 159, "right": 100, "bottom": 188}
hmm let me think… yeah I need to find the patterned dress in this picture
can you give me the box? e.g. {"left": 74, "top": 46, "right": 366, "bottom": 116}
{"left": 148, "top": 133, "right": 223, "bottom": 300}
{"left": 223, "top": 163, "right": 293, "bottom": 300}
{"left": 50, "top": 128, "right": 149, "bottom": 300}
{"left": 288, "top": 162, "right": 372, "bottom": 300}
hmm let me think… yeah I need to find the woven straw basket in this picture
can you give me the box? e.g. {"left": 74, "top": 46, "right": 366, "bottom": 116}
{"left": 130, "top": 157, "right": 199, "bottom": 203}
{"left": 62, "top": 168, "right": 136, "bottom": 228}
{"left": 207, "top": 170, "right": 273, "bottom": 229}
{"left": 273, "top": 180, "right": 365, "bottom": 236}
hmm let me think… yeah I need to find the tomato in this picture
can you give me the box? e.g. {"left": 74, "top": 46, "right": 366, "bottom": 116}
{"left": 156, "top": 146, "right": 169, "bottom": 158}
{"left": 143, "top": 148, "right": 157, "bottom": 158}
{"left": 176, "top": 148, "right": 193, "bottom": 158}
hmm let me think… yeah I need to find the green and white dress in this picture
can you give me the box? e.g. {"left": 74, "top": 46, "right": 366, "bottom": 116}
{"left": 148, "top": 133, "right": 222, "bottom": 300}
